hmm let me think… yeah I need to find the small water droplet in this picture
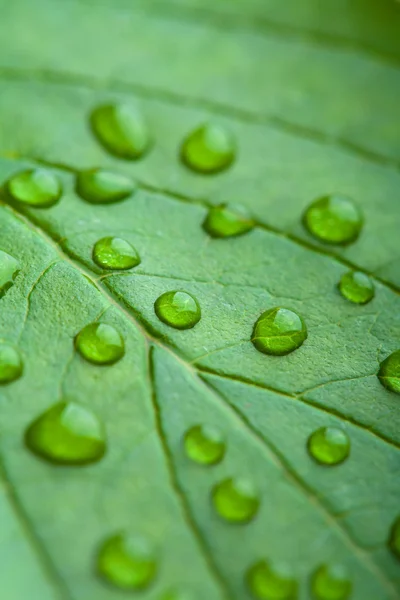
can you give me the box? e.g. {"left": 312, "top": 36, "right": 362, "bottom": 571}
{"left": 75, "top": 323, "right": 125, "bottom": 365}
{"left": 303, "top": 194, "right": 362, "bottom": 245}
{"left": 25, "top": 401, "right": 106, "bottom": 465}
{"left": 93, "top": 237, "right": 140, "bottom": 270}
{"left": 388, "top": 515, "right": 400, "bottom": 560}
{"left": 0, "top": 343, "right": 23, "bottom": 384}
{"left": 97, "top": 533, "right": 157, "bottom": 590}
{"left": 181, "top": 123, "right": 235, "bottom": 174}
{"left": 5, "top": 168, "right": 62, "bottom": 208}
{"left": 76, "top": 169, "right": 136, "bottom": 204}
{"left": 184, "top": 424, "right": 225, "bottom": 465}
{"left": 90, "top": 104, "right": 151, "bottom": 160}
{"left": 212, "top": 477, "right": 259, "bottom": 523}
{"left": 311, "top": 564, "right": 352, "bottom": 600}
{"left": 154, "top": 291, "right": 201, "bottom": 330}
{"left": 378, "top": 350, "right": 400, "bottom": 394}
{"left": 160, "top": 588, "right": 194, "bottom": 600}
{"left": 307, "top": 427, "right": 350, "bottom": 466}
{"left": 0, "top": 250, "right": 20, "bottom": 297}
{"left": 252, "top": 307, "right": 307, "bottom": 356}
{"left": 246, "top": 559, "right": 297, "bottom": 600}
{"left": 203, "top": 204, "right": 254, "bottom": 238}
{"left": 338, "top": 271, "right": 374, "bottom": 305}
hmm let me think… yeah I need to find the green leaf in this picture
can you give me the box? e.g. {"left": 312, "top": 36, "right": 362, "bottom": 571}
{"left": 0, "top": 1, "right": 399, "bottom": 599}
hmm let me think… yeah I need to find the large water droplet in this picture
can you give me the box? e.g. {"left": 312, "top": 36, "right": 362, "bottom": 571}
{"left": 307, "top": 427, "right": 350, "bottom": 466}
{"left": 154, "top": 291, "right": 201, "bottom": 330}
{"left": 25, "top": 401, "right": 106, "bottom": 465}
{"left": 75, "top": 323, "right": 125, "bottom": 365}
{"left": 184, "top": 424, "right": 225, "bottom": 465}
{"left": 76, "top": 169, "right": 136, "bottom": 204}
{"left": 91, "top": 104, "right": 151, "bottom": 160}
{"left": 0, "top": 250, "right": 20, "bottom": 297}
{"left": 338, "top": 271, "right": 374, "bottom": 305}
{"left": 93, "top": 237, "right": 140, "bottom": 270}
{"left": 212, "top": 477, "right": 259, "bottom": 523}
{"left": 5, "top": 168, "right": 62, "bottom": 208}
{"left": 303, "top": 194, "right": 362, "bottom": 245}
{"left": 252, "top": 307, "right": 307, "bottom": 356}
{"left": 246, "top": 559, "right": 297, "bottom": 600}
{"left": 311, "top": 564, "right": 352, "bottom": 600}
{"left": 181, "top": 123, "right": 235, "bottom": 174}
{"left": 203, "top": 204, "right": 254, "bottom": 238}
{"left": 0, "top": 343, "right": 23, "bottom": 384}
{"left": 378, "top": 350, "right": 400, "bottom": 394}
{"left": 388, "top": 515, "right": 400, "bottom": 560}
{"left": 97, "top": 533, "right": 157, "bottom": 590}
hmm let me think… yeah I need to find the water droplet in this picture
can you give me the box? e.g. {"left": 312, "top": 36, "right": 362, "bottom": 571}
{"left": 311, "top": 564, "right": 352, "bottom": 600}
{"left": 203, "top": 204, "right": 255, "bottom": 238}
{"left": 90, "top": 104, "right": 151, "bottom": 160}
{"left": 338, "top": 271, "right": 374, "bottom": 305}
{"left": 252, "top": 307, "right": 307, "bottom": 356}
{"left": 154, "top": 291, "right": 201, "bottom": 330}
{"left": 25, "top": 401, "right": 106, "bottom": 465}
{"left": 378, "top": 350, "right": 400, "bottom": 394}
{"left": 246, "top": 559, "right": 297, "bottom": 600}
{"left": 75, "top": 323, "right": 125, "bottom": 365}
{"left": 0, "top": 343, "right": 23, "bottom": 384}
{"left": 93, "top": 237, "right": 140, "bottom": 270}
{"left": 76, "top": 169, "right": 136, "bottom": 204}
{"left": 307, "top": 427, "right": 350, "bottom": 466}
{"left": 160, "top": 588, "right": 194, "bottom": 600}
{"left": 184, "top": 424, "right": 225, "bottom": 465}
{"left": 388, "top": 515, "right": 400, "bottom": 560}
{"left": 303, "top": 194, "right": 362, "bottom": 245}
{"left": 212, "top": 477, "right": 259, "bottom": 523}
{"left": 97, "top": 533, "right": 157, "bottom": 590}
{"left": 181, "top": 123, "right": 235, "bottom": 174}
{"left": 5, "top": 168, "right": 62, "bottom": 208}
{"left": 0, "top": 250, "right": 20, "bottom": 297}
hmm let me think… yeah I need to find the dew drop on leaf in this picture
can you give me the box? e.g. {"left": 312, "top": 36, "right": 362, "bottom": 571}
{"left": 303, "top": 194, "right": 362, "bottom": 245}
{"left": 90, "top": 103, "right": 151, "bottom": 160}
{"left": 203, "top": 204, "right": 255, "bottom": 238}
{"left": 378, "top": 350, "right": 400, "bottom": 394}
{"left": 252, "top": 307, "right": 307, "bottom": 356}
{"left": 184, "top": 424, "right": 225, "bottom": 465}
{"left": 154, "top": 291, "right": 201, "bottom": 330}
{"left": 97, "top": 533, "right": 157, "bottom": 590}
{"left": 0, "top": 343, "right": 23, "bottom": 384}
{"left": 5, "top": 168, "right": 62, "bottom": 208}
{"left": 338, "top": 270, "right": 374, "bottom": 304}
{"left": 160, "top": 588, "right": 194, "bottom": 600}
{"left": 246, "top": 559, "right": 297, "bottom": 600}
{"left": 75, "top": 322, "right": 125, "bottom": 365}
{"left": 0, "top": 250, "right": 20, "bottom": 297}
{"left": 212, "top": 477, "right": 260, "bottom": 523}
{"left": 388, "top": 515, "right": 400, "bottom": 560}
{"left": 180, "top": 123, "right": 235, "bottom": 174}
{"left": 93, "top": 237, "right": 140, "bottom": 270}
{"left": 311, "top": 564, "right": 352, "bottom": 600}
{"left": 307, "top": 427, "right": 350, "bottom": 466}
{"left": 25, "top": 401, "right": 106, "bottom": 465}
{"left": 76, "top": 168, "right": 136, "bottom": 204}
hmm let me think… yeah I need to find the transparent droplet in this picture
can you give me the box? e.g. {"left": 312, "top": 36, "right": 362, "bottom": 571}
{"left": 252, "top": 307, "right": 307, "bottom": 356}
{"left": 154, "top": 291, "right": 201, "bottom": 330}
{"left": 338, "top": 271, "right": 374, "bottom": 305}
{"left": 181, "top": 123, "right": 235, "bottom": 174}
{"left": 0, "top": 343, "right": 23, "bottom": 384}
{"left": 5, "top": 168, "right": 62, "bottom": 208}
{"left": 212, "top": 477, "right": 259, "bottom": 523}
{"left": 184, "top": 424, "right": 225, "bottom": 465}
{"left": 307, "top": 427, "right": 350, "bottom": 466}
{"left": 25, "top": 401, "right": 106, "bottom": 465}
{"left": 246, "top": 559, "right": 297, "bottom": 600}
{"left": 203, "top": 204, "right": 255, "bottom": 238}
{"left": 388, "top": 515, "right": 400, "bottom": 560}
{"left": 76, "top": 169, "right": 136, "bottom": 204}
{"left": 311, "top": 564, "right": 352, "bottom": 600}
{"left": 303, "top": 194, "right": 362, "bottom": 245}
{"left": 75, "top": 323, "right": 125, "bottom": 365}
{"left": 160, "top": 588, "right": 194, "bottom": 600}
{"left": 0, "top": 250, "right": 20, "bottom": 297}
{"left": 97, "top": 533, "right": 157, "bottom": 590}
{"left": 91, "top": 103, "right": 151, "bottom": 159}
{"left": 378, "top": 350, "right": 400, "bottom": 394}
{"left": 93, "top": 237, "right": 140, "bottom": 270}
